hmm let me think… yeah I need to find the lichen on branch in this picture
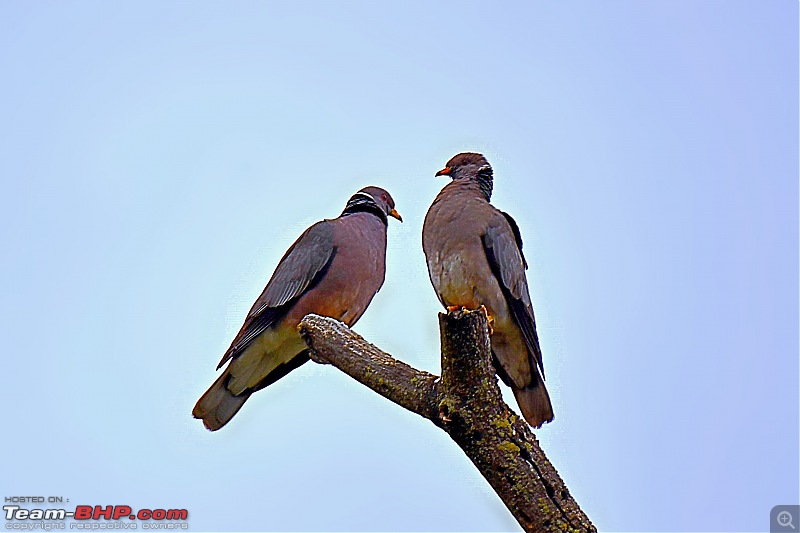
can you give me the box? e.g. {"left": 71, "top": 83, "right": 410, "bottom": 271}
{"left": 298, "top": 309, "right": 595, "bottom": 533}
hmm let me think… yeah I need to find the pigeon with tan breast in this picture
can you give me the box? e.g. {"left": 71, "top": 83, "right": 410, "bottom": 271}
{"left": 193, "top": 186, "right": 402, "bottom": 430}
{"left": 422, "top": 153, "right": 554, "bottom": 427}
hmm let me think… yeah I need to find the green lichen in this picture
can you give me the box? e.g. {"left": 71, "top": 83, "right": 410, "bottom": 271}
{"left": 497, "top": 440, "right": 520, "bottom": 455}
{"left": 491, "top": 417, "right": 512, "bottom": 430}
{"left": 537, "top": 497, "right": 557, "bottom": 521}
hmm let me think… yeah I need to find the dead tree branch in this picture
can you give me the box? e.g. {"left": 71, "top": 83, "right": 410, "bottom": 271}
{"left": 298, "top": 308, "right": 595, "bottom": 533}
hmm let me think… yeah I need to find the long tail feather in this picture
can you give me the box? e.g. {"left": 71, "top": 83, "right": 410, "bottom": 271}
{"left": 192, "top": 370, "right": 251, "bottom": 431}
{"left": 513, "top": 374, "right": 554, "bottom": 428}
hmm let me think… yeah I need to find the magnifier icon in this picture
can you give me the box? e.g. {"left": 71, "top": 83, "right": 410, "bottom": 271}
{"left": 778, "top": 511, "right": 796, "bottom": 529}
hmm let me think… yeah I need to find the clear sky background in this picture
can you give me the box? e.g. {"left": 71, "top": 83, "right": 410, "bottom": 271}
{"left": 1, "top": 2, "right": 797, "bottom": 532}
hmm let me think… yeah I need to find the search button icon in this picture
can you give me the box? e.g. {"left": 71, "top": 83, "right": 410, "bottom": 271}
{"left": 773, "top": 506, "right": 800, "bottom": 532}
{"left": 778, "top": 511, "right": 795, "bottom": 529}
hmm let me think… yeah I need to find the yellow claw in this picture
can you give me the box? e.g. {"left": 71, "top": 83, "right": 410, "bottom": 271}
{"left": 478, "top": 305, "right": 495, "bottom": 335}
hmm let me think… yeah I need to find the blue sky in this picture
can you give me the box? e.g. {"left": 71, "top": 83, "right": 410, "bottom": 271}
{"left": 1, "top": 2, "right": 797, "bottom": 532}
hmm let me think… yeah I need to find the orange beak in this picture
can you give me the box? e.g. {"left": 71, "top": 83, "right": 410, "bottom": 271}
{"left": 389, "top": 208, "right": 403, "bottom": 222}
{"left": 435, "top": 167, "right": 451, "bottom": 177}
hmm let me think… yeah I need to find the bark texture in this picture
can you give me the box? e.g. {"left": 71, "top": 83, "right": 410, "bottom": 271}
{"left": 298, "top": 308, "right": 595, "bottom": 533}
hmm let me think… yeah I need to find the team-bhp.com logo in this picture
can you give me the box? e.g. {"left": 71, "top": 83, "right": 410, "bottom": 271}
{"left": 4, "top": 502, "right": 189, "bottom": 530}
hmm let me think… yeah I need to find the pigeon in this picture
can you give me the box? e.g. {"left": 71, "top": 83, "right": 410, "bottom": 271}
{"left": 193, "top": 186, "right": 402, "bottom": 430}
{"left": 422, "top": 153, "right": 553, "bottom": 427}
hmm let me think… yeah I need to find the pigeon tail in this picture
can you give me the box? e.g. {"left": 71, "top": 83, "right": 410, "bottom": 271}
{"left": 192, "top": 370, "right": 250, "bottom": 431}
{"left": 512, "top": 376, "right": 554, "bottom": 429}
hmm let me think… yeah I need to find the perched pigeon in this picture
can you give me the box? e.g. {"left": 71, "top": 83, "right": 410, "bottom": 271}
{"left": 422, "top": 153, "right": 554, "bottom": 427}
{"left": 193, "top": 186, "right": 402, "bottom": 430}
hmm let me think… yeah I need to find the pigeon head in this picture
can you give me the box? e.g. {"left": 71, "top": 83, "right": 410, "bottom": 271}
{"left": 435, "top": 152, "right": 493, "bottom": 200}
{"left": 342, "top": 186, "right": 402, "bottom": 223}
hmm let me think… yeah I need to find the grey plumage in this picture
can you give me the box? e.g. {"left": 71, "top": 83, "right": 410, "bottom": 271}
{"left": 193, "top": 186, "right": 401, "bottom": 430}
{"left": 215, "top": 223, "right": 336, "bottom": 372}
{"left": 423, "top": 153, "right": 553, "bottom": 427}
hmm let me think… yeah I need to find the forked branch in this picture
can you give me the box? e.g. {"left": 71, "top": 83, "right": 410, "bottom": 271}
{"left": 298, "top": 309, "right": 595, "bottom": 533}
